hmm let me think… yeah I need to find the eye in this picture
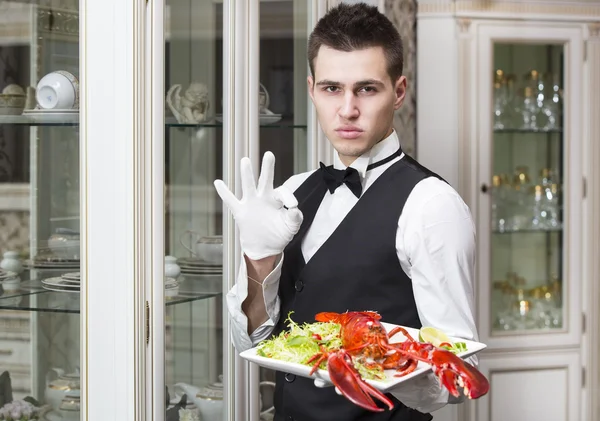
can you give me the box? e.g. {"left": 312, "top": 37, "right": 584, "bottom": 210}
{"left": 322, "top": 86, "right": 340, "bottom": 93}
{"left": 359, "top": 86, "right": 377, "bottom": 93}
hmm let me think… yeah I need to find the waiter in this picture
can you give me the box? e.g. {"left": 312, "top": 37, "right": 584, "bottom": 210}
{"left": 214, "top": 3, "right": 480, "bottom": 420}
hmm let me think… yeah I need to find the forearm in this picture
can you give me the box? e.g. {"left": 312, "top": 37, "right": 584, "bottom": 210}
{"left": 243, "top": 254, "right": 279, "bottom": 334}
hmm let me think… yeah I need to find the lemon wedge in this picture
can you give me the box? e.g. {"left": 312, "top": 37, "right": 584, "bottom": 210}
{"left": 418, "top": 326, "right": 452, "bottom": 347}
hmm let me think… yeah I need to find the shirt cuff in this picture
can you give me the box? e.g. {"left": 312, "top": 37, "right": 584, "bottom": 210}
{"left": 225, "top": 254, "right": 284, "bottom": 351}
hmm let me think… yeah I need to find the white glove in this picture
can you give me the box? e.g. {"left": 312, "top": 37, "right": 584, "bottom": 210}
{"left": 214, "top": 151, "right": 303, "bottom": 260}
{"left": 313, "top": 378, "right": 342, "bottom": 395}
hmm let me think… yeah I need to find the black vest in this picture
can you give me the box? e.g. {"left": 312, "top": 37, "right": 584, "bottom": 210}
{"left": 272, "top": 155, "right": 444, "bottom": 421}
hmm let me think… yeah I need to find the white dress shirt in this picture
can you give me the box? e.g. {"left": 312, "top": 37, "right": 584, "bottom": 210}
{"left": 226, "top": 130, "right": 479, "bottom": 414}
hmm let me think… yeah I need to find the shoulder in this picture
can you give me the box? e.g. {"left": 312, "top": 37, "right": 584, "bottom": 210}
{"left": 404, "top": 177, "right": 474, "bottom": 228}
{"left": 280, "top": 169, "right": 319, "bottom": 193}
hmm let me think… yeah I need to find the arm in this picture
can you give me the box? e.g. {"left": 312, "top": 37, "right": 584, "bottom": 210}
{"left": 216, "top": 154, "right": 312, "bottom": 352}
{"left": 226, "top": 254, "right": 283, "bottom": 352}
{"left": 390, "top": 178, "right": 478, "bottom": 413}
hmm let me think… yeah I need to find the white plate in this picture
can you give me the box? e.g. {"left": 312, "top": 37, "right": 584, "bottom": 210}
{"left": 42, "top": 277, "right": 80, "bottom": 289}
{"left": 240, "top": 322, "right": 486, "bottom": 393}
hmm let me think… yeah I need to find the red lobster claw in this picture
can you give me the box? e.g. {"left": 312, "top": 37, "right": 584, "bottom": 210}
{"left": 431, "top": 349, "right": 490, "bottom": 399}
{"left": 325, "top": 351, "right": 394, "bottom": 412}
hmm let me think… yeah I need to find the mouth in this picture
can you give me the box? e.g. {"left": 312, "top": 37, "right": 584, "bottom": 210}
{"left": 335, "top": 126, "right": 364, "bottom": 140}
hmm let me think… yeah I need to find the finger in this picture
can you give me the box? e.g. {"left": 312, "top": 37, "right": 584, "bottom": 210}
{"left": 335, "top": 387, "right": 342, "bottom": 396}
{"left": 214, "top": 180, "right": 241, "bottom": 214}
{"left": 273, "top": 186, "right": 299, "bottom": 209}
{"left": 283, "top": 208, "right": 303, "bottom": 232}
{"left": 314, "top": 378, "right": 333, "bottom": 388}
{"left": 257, "top": 152, "right": 275, "bottom": 196}
{"left": 239, "top": 157, "right": 257, "bottom": 199}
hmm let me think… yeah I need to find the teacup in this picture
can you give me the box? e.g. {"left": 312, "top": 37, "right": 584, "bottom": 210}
{"left": 259, "top": 381, "right": 276, "bottom": 418}
{"left": 180, "top": 231, "right": 223, "bottom": 264}
{"left": 36, "top": 70, "right": 79, "bottom": 110}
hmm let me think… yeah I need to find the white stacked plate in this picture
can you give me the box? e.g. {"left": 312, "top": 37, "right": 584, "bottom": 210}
{"left": 177, "top": 257, "right": 222, "bottom": 275}
{"left": 0, "top": 269, "right": 17, "bottom": 280}
{"left": 41, "top": 272, "right": 81, "bottom": 293}
{"left": 27, "top": 254, "right": 80, "bottom": 269}
{"left": 165, "top": 277, "right": 179, "bottom": 297}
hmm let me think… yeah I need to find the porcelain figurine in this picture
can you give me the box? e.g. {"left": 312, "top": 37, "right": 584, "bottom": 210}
{"left": 166, "top": 82, "right": 210, "bottom": 124}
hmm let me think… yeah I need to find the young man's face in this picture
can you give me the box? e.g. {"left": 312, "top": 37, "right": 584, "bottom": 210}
{"left": 308, "top": 45, "right": 406, "bottom": 166}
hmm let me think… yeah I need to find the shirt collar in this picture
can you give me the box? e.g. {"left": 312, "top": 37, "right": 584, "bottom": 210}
{"left": 333, "top": 130, "right": 402, "bottom": 178}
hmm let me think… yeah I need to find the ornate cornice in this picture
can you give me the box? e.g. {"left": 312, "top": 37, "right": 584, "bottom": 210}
{"left": 418, "top": 0, "right": 600, "bottom": 18}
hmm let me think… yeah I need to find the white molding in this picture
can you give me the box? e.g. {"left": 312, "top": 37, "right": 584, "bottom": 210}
{"left": 81, "top": 0, "right": 144, "bottom": 420}
{"left": 0, "top": 184, "right": 30, "bottom": 211}
{"left": 583, "top": 21, "right": 600, "bottom": 421}
{"left": 475, "top": 349, "right": 581, "bottom": 421}
{"left": 417, "top": 0, "right": 600, "bottom": 21}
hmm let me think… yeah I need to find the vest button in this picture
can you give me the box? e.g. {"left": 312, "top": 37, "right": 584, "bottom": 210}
{"left": 286, "top": 416, "right": 294, "bottom": 421}
{"left": 294, "top": 280, "right": 304, "bottom": 292}
{"left": 285, "top": 373, "right": 296, "bottom": 382}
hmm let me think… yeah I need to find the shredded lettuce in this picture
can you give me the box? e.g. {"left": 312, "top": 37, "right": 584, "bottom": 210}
{"left": 256, "top": 313, "right": 385, "bottom": 380}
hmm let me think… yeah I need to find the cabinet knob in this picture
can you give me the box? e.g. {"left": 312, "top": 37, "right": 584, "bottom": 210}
{"left": 481, "top": 183, "right": 489, "bottom": 193}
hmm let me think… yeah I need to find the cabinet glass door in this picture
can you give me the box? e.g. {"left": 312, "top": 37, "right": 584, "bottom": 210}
{"left": 163, "top": 0, "right": 225, "bottom": 419}
{"left": 490, "top": 43, "right": 565, "bottom": 335}
{"left": 0, "top": 0, "right": 81, "bottom": 419}
{"left": 257, "top": 2, "right": 311, "bottom": 420}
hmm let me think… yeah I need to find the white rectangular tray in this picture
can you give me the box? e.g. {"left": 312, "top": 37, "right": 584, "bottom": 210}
{"left": 240, "top": 322, "right": 486, "bottom": 392}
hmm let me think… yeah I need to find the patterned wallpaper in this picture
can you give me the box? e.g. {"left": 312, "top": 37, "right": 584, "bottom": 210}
{"left": 385, "top": 0, "right": 417, "bottom": 158}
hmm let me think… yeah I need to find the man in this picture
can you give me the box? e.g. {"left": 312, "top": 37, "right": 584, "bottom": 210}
{"left": 214, "top": 3, "right": 479, "bottom": 420}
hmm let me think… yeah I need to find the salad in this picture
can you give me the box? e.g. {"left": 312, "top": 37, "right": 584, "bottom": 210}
{"left": 256, "top": 313, "right": 469, "bottom": 381}
{"left": 256, "top": 313, "right": 386, "bottom": 380}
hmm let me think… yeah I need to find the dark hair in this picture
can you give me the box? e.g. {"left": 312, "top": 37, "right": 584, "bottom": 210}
{"left": 307, "top": 3, "right": 404, "bottom": 82}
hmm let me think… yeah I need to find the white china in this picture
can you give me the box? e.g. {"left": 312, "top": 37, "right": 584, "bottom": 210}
{"left": 259, "top": 381, "right": 276, "bottom": 418}
{"left": 174, "top": 378, "right": 223, "bottom": 421}
{"left": 36, "top": 71, "right": 79, "bottom": 110}
{"left": 174, "top": 377, "right": 274, "bottom": 420}
{"left": 45, "top": 367, "right": 80, "bottom": 412}
{"left": 0, "top": 251, "right": 23, "bottom": 274}
{"left": 48, "top": 228, "right": 80, "bottom": 259}
{"left": 180, "top": 231, "right": 223, "bottom": 264}
{"left": 166, "top": 82, "right": 210, "bottom": 123}
{"left": 165, "top": 255, "right": 181, "bottom": 278}
{"left": 58, "top": 391, "right": 80, "bottom": 421}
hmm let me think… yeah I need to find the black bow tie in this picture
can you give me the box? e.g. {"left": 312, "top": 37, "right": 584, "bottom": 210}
{"left": 320, "top": 163, "right": 363, "bottom": 198}
{"left": 319, "top": 147, "right": 402, "bottom": 198}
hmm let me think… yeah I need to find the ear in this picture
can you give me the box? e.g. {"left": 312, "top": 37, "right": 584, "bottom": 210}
{"left": 307, "top": 75, "right": 315, "bottom": 103}
{"left": 393, "top": 76, "right": 407, "bottom": 110}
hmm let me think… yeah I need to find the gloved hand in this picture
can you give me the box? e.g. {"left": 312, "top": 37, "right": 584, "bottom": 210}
{"left": 313, "top": 378, "right": 342, "bottom": 395}
{"left": 214, "top": 151, "right": 303, "bottom": 260}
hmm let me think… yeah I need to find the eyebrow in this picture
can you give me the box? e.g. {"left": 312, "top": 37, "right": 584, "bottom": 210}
{"left": 316, "top": 79, "right": 386, "bottom": 89}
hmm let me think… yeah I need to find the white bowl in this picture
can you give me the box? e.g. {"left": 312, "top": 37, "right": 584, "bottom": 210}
{"left": 36, "top": 71, "right": 79, "bottom": 110}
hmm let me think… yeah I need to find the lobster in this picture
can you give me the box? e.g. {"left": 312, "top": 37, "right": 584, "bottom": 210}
{"left": 307, "top": 311, "right": 490, "bottom": 412}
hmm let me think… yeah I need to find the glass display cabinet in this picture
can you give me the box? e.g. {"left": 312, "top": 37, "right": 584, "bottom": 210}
{"left": 0, "top": 1, "right": 81, "bottom": 419}
{"left": 152, "top": 1, "right": 325, "bottom": 420}
{"left": 416, "top": 9, "right": 600, "bottom": 420}
{"left": 0, "top": 0, "right": 329, "bottom": 420}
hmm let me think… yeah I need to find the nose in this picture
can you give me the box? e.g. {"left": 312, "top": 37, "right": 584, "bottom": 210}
{"left": 338, "top": 92, "right": 359, "bottom": 120}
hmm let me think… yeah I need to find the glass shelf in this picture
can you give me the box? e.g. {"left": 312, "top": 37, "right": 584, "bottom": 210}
{"left": 166, "top": 121, "right": 307, "bottom": 129}
{"left": 494, "top": 128, "right": 562, "bottom": 134}
{"left": 0, "top": 115, "right": 80, "bottom": 126}
{"left": 0, "top": 278, "right": 222, "bottom": 313}
{"left": 493, "top": 228, "right": 563, "bottom": 234}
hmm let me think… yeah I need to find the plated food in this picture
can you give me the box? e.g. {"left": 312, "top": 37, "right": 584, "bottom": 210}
{"left": 241, "top": 311, "right": 489, "bottom": 413}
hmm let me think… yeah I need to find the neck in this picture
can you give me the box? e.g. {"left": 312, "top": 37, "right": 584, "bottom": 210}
{"left": 338, "top": 127, "right": 395, "bottom": 167}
